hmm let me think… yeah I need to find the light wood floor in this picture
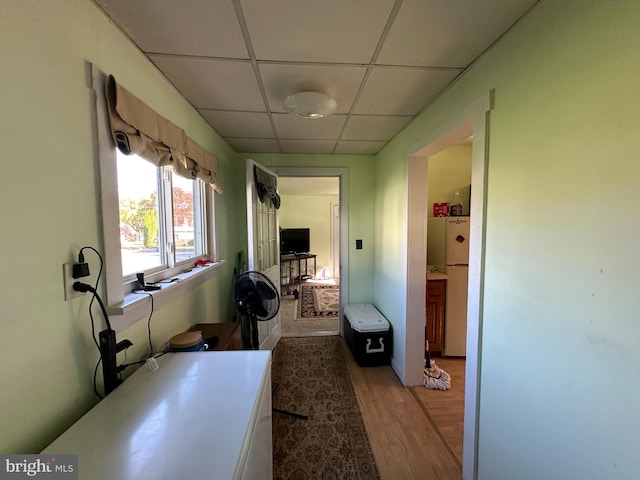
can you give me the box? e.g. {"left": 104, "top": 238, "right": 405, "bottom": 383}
{"left": 410, "top": 357, "right": 466, "bottom": 463}
{"left": 341, "top": 340, "right": 464, "bottom": 480}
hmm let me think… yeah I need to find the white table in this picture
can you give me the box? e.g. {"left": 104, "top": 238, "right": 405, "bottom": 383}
{"left": 43, "top": 351, "right": 272, "bottom": 480}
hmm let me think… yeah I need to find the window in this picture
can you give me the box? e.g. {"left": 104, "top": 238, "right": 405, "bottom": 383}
{"left": 98, "top": 140, "right": 218, "bottom": 330}
{"left": 117, "top": 152, "right": 163, "bottom": 275}
{"left": 92, "top": 67, "right": 221, "bottom": 330}
{"left": 116, "top": 151, "right": 207, "bottom": 284}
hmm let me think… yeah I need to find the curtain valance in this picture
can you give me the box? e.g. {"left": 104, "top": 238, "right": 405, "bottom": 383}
{"left": 186, "top": 137, "right": 222, "bottom": 193}
{"left": 105, "top": 75, "right": 221, "bottom": 191}
{"left": 254, "top": 166, "right": 280, "bottom": 209}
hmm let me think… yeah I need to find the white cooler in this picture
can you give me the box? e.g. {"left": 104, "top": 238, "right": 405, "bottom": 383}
{"left": 343, "top": 303, "right": 392, "bottom": 367}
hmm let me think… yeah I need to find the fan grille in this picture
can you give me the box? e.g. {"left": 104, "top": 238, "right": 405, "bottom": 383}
{"left": 235, "top": 271, "right": 280, "bottom": 321}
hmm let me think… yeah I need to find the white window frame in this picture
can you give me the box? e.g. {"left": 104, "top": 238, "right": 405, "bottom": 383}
{"left": 116, "top": 151, "right": 209, "bottom": 286}
{"left": 92, "top": 65, "right": 222, "bottom": 332}
{"left": 116, "top": 152, "right": 208, "bottom": 287}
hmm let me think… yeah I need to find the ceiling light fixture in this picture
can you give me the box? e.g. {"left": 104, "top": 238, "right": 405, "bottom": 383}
{"left": 283, "top": 91, "right": 337, "bottom": 118}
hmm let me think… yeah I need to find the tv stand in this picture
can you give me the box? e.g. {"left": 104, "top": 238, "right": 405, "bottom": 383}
{"left": 280, "top": 253, "right": 316, "bottom": 296}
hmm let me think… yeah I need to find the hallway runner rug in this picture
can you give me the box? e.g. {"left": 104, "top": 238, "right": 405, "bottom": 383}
{"left": 272, "top": 336, "right": 380, "bottom": 479}
{"left": 296, "top": 285, "right": 340, "bottom": 319}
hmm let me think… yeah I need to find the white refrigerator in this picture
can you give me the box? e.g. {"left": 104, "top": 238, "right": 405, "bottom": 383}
{"left": 427, "top": 216, "right": 470, "bottom": 356}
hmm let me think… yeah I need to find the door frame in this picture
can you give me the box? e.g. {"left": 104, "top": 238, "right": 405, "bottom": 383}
{"left": 405, "top": 92, "right": 492, "bottom": 480}
{"left": 269, "top": 167, "right": 348, "bottom": 335}
{"left": 330, "top": 203, "right": 340, "bottom": 279}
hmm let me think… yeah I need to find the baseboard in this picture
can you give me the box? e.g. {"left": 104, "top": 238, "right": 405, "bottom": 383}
{"left": 391, "top": 357, "right": 407, "bottom": 386}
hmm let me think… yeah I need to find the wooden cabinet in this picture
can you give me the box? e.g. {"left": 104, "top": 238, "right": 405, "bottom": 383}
{"left": 426, "top": 279, "right": 446, "bottom": 353}
{"left": 189, "top": 322, "right": 243, "bottom": 350}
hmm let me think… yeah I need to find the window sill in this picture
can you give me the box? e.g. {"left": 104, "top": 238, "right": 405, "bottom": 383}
{"left": 108, "top": 260, "right": 225, "bottom": 332}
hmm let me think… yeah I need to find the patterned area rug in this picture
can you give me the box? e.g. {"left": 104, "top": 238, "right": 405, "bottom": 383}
{"left": 296, "top": 285, "right": 339, "bottom": 319}
{"left": 280, "top": 298, "right": 339, "bottom": 337}
{"left": 272, "top": 336, "right": 380, "bottom": 479}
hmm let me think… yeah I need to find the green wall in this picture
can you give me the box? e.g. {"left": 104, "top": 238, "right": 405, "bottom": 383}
{"left": 374, "top": 1, "right": 640, "bottom": 478}
{"left": 279, "top": 194, "right": 339, "bottom": 276}
{"left": 4, "top": 1, "right": 639, "bottom": 477}
{"left": 0, "top": 0, "right": 243, "bottom": 453}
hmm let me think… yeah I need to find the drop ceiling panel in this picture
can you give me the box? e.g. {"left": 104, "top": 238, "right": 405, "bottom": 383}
{"left": 259, "top": 63, "right": 367, "bottom": 114}
{"left": 93, "top": 0, "right": 540, "bottom": 154}
{"left": 273, "top": 113, "right": 347, "bottom": 140}
{"left": 342, "top": 115, "right": 413, "bottom": 141}
{"left": 354, "top": 67, "right": 462, "bottom": 115}
{"left": 199, "top": 111, "right": 274, "bottom": 138}
{"left": 225, "top": 138, "right": 280, "bottom": 153}
{"left": 280, "top": 140, "right": 337, "bottom": 154}
{"left": 95, "top": 0, "right": 248, "bottom": 58}
{"left": 335, "top": 141, "right": 387, "bottom": 155}
{"left": 148, "top": 55, "right": 264, "bottom": 111}
{"left": 377, "top": 0, "right": 538, "bottom": 67}
{"left": 240, "top": 0, "right": 396, "bottom": 63}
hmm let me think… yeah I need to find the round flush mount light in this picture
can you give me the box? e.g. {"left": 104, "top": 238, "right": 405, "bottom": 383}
{"left": 283, "top": 91, "right": 337, "bottom": 118}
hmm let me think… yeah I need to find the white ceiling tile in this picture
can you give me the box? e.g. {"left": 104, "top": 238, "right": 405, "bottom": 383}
{"left": 334, "top": 141, "right": 387, "bottom": 155}
{"left": 240, "top": 0, "right": 396, "bottom": 63}
{"left": 259, "top": 63, "right": 366, "bottom": 114}
{"left": 280, "top": 140, "right": 337, "bottom": 154}
{"left": 273, "top": 113, "right": 346, "bottom": 140}
{"left": 354, "top": 67, "right": 461, "bottom": 115}
{"left": 225, "top": 138, "right": 280, "bottom": 153}
{"left": 377, "top": 0, "right": 539, "bottom": 67}
{"left": 199, "top": 110, "right": 273, "bottom": 138}
{"left": 342, "top": 115, "right": 413, "bottom": 141}
{"left": 95, "top": 0, "right": 248, "bottom": 58}
{"left": 148, "top": 56, "right": 265, "bottom": 111}
{"left": 93, "top": 0, "right": 538, "bottom": 154}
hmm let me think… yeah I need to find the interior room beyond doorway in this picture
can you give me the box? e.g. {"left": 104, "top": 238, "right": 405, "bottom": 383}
{"left": 278, "top": 176, "right": 340, "bottom": 337}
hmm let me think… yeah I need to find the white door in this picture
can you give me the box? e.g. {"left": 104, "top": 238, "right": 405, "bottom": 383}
{"left": 246, "top": 159, "right": 281, "bottom": 351}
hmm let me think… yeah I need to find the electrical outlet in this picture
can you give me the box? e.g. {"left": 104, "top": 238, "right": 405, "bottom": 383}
{"left": 63, "top": 263, "right": 81, "bottom": 300}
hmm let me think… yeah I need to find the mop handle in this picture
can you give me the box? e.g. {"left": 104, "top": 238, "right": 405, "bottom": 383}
{"left": 424, "top": 325, "right": 432, "bottom": 369}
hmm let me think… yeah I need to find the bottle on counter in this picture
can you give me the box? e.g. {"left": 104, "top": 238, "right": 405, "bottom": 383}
{"left": 451, "top": 190, "right": 463, "bottom": 216}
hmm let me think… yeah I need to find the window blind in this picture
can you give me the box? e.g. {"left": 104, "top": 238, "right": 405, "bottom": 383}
{"left": 105, "top": 75, "right": 221, "bottom": 192}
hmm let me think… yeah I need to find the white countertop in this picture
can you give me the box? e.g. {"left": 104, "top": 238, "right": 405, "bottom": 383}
{"left": 43, "top": 351, "right": 271, "bottom": 480}
{"left": 427, "top": 270, "right": 448, "bottom": 280}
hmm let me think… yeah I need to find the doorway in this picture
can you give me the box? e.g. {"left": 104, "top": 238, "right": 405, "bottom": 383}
{"left": 405, "top": 93, "right": 492, "bottom": 479}
{"left": 270, "top": 168, "right": 349, "bottom": 338}
{"left": 412, "top": 140, "right": 472, "bottom": 466}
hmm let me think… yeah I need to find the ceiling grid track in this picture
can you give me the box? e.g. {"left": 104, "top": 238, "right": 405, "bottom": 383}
{"left": 93, "top": 0, "right": 541, "bottom": 155}
{"left": 333, "top": 0, "right": 404, "bottom": 154}
{"left": 231, "top": 0, "right": 283, "bottom": 152}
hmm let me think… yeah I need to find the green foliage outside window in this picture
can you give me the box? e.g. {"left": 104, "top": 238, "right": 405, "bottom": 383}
{"left": 143, "top": 209, "right": 158, "bottom": 248}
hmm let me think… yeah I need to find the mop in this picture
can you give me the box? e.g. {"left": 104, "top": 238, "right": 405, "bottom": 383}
{"left": 423, "top": 326, "right": 451, "bottom": 390}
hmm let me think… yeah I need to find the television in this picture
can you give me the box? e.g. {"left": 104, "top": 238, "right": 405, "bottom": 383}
{"left": 280, "top": 228, "right": 310, "bottom": 255}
